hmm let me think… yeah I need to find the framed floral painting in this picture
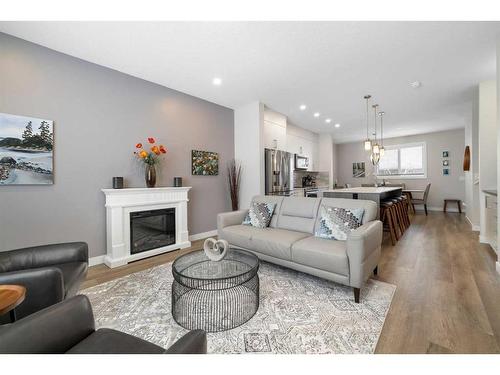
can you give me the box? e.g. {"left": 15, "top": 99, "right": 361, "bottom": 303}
{"left": 191, "top": 150, "right": 219, "bottom": 175}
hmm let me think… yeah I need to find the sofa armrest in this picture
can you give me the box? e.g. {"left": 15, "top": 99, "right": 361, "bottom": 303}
{"left": 165, "top": 330, "right": 207, "bottom": 354}
{"left": 0, "top": 242, "right": 89, "bottom": 272}
{"left": 217, "top": 210, "right": 249, "bottom": 231}
{"left": 0, "top": 295, "right": 95, "bottom": 354}
{"left": 0, "top": 267, "right": 65, "bottom": 319}
{"left": 346, "top": 220, "right": 383, "bottom": 288}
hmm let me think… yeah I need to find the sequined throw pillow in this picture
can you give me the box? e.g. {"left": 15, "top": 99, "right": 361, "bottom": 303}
{"left": 242, "top": 202, "right": 276, "bottom": 228}
{"left": 315, "top": 206, "right": 365, "bottom": 240}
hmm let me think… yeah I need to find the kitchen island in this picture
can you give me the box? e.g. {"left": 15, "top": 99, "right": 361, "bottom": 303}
{"left": 322, "top": 186, "right": 402, "bottom": 205}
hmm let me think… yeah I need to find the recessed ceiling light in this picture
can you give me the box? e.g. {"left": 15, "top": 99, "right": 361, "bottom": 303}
{"left": 212, "top": 77, "right": 222, "bottom": 86}
{"left": 334, "top": 123, "right": 341, "bottom": 128}
{"left": 325, "top": 118, "right": 332, "bottom": 123}
{"left": 410, "top": 81, "right": 421, "bottom": 88}
{"left": 299, "top": 104, "right": 307, "bottom": 111}
{"left": 313, "top": 112, "right": 320, "bottom": 118}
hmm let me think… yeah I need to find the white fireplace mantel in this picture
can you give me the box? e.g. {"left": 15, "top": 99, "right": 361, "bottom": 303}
{"left": 102, "top": 187, "right": 192, "bottom": 268}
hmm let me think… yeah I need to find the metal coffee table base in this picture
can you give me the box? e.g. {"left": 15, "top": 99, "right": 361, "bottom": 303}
{"left": 172, "top": 275, "right": 259, "bottom": 332}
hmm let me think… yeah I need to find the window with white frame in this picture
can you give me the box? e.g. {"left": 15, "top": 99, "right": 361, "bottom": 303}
{"left": 376, "top": 142, "right": 427, "bottom": 178}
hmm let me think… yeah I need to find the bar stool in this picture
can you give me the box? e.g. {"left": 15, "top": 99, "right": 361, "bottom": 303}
{"left": 380, "top": 200, "right": 398, "bottom": 245}
{"left": 391, "top": 198, "right": 406, "bottom": 236}
{"left": 400, "top": 195, "right": 411, "bottom": 228}
{"left": 393, "top": 196, "right": 410, "bottom": 230}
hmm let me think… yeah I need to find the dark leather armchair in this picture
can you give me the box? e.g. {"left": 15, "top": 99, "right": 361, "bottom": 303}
{"left": 0, "top": 295, "right": 207, "bottom": 354}
{"left": 0, "top": 242, "right": 89, "bottom": 320}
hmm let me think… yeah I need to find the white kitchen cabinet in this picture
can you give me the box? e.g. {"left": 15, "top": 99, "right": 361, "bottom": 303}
{"left": 286, "top": 134, "right": 317, "bottom": 171}
{"left": 263, "top": 109, "right": 287, "bottom": 150}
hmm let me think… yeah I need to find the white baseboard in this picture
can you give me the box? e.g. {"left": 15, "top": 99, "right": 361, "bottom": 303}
{"left": 88, "top": 230, "right": 217, "bottom": 267}
{"left": 479, "top": 235, "right": 489, "bottom": 244}
{"left": 188, "top": 229, "right": 218, "bottom": 241}
{"left": 465, "top": 215, "right": 480, "bottom": 231}
{"left": 89, "top": 255, "right": 105, "bottom": 266}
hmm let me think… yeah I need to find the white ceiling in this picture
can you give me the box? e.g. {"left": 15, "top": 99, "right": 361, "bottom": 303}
{"left": 1, "top": 21, "right": 499, "bottom": 143}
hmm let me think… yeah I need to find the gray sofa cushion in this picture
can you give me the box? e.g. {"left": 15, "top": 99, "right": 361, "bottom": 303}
{"left": 220, "top": 225, "right": 309, "bottom": 260}
{"left": 291, "top": 236, "right": 349, "bottom": 276}
{"left": 276, "top": 197, "right": 321, "bottom": 234}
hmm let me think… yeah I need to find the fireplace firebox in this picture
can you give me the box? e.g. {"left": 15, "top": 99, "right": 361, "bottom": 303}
{"left": 130, "top": 208, "right": 176, "bottom": 254}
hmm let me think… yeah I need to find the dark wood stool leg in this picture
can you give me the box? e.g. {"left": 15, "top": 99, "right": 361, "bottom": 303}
{"left": 444, "top": 200, "right": 447, "bottom": 212}
{"left": 374, "top": 265, "right": 378, "bottom": 275}
{"left": 458, "top": 200, "right": 462, "bottom": 213}
{"left": 391, "top": 206, "right": 401, "bottom": 240}
{"left": 353, "top": 287, "right": 360, "bottom": 303}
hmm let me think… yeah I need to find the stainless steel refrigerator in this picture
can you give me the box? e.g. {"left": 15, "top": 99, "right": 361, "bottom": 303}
{"left": 264, "top": 148, "right": 294, "bottom": 196}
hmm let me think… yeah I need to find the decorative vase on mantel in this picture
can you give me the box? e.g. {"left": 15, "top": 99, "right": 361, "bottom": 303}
{"left": 145, "top": 164, "right": 157, "bottom": 188}
{"left": 133, "top": 137, "right": 167, "bottom": 188}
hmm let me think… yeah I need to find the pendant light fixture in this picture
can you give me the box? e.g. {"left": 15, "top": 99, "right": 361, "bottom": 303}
{"left": 370, "top": 104, "right": 380, "bottom": 165}
{"left": 363, "top": 95, "right": 372, "bottom": 150}
{"left": 379, "top": 111, "right": 385, "bottom": 156}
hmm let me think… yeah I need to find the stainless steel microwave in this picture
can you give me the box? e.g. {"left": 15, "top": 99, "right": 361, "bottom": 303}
{"left": 294, "top": 154, "right": 309, "bottom": 170}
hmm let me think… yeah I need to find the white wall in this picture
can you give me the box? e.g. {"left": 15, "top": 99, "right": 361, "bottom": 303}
{"left": 335, "top": 129, "right": 466, "bottom": 211}
{"left": 478, "top": 80, "right": 498, "bottom": 244}
{"left": 465, "top": 86, "right": 480, "bottom": 230}
{"left": 318, "top": 133, "right": 334, "bottom": 187}
{"left": 234, "top": 101, "right": 265, "bottom": 208}
{"left": 479, "top": 80, "right": 498, "bottom": 191}
{"left": 497, "top": 39, "right": 500, "bottom": 273}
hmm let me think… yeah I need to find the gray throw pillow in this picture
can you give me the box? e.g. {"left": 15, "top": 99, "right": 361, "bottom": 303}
{"left": 242, "top": 202, "right": 276, "bottom": 228}
{"left": 315, "top": 206, "right": 365, "bottom": 240}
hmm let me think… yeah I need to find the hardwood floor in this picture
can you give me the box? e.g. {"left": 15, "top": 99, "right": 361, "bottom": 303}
{"left": 375, "top": 212, "right": 500, "bottom": 354}
{"left": 83, "top": 212, "right": 500, "bottom": 354}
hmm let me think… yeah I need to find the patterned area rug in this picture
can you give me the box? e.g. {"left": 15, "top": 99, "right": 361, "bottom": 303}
{"left": 82, "top": 261, "right": 395, "bottom": 354}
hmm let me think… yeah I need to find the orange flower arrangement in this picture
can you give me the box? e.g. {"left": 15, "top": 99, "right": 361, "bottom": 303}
{"left": 134, "top": 137, "right": 167, "bottom": 165}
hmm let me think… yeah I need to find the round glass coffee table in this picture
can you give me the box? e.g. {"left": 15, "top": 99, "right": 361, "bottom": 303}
{"left": 172, "top": 248, "right": 259, "bottom": 332}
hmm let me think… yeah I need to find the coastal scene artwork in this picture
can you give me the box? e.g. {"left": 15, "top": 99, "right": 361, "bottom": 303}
{"left": 0, "top": 112, "right": 54, "bottom": 185}
{"left": 191, "top": 150, "right": 219, "bottom": 175}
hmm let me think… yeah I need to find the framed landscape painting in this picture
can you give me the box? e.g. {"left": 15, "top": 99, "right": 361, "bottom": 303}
{"left": 0, "top": 112, "right": 54, "bottom": 185}
{"left": 191, "top": 150, "right": 219, "bottom": 175}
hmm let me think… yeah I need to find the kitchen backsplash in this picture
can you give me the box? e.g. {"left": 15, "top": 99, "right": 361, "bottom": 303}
{"left": 293, "top": 170, "right": 330, "bottom": 188}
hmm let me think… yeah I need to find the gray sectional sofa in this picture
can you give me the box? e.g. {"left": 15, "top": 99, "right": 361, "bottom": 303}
{"left": 217, "top": 195, "right": 382, "bottom": 302}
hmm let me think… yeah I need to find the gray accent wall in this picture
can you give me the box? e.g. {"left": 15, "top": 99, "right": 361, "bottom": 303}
{"left": 0, "top": 33, "right": 234, "bottom": 257}
{"left": 335, "top": 129, "right": 465, "bottom": 211}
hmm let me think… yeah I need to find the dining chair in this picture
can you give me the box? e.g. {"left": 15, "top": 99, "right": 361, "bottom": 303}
{"left": 411, "top": 183, "right": 431, "bottom": 215}
{"left": 344, "top": 183, "right": 352, "bottom": 188}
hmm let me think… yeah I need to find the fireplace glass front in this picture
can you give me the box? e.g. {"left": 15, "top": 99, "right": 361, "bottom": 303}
{"left": 130, "top": 208, "right": 176, "bottom": 254}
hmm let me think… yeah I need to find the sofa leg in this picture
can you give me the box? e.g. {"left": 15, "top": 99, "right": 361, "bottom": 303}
{"left": 374, "top": 266, "right": 378, "bottom": 275}
{"left": 353, "top": 287, "right": 360, "bottom": 303}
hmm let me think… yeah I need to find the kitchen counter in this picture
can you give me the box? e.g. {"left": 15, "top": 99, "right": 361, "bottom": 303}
{"left": 483, "top": 189, "right": 498, "bottom": 196}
